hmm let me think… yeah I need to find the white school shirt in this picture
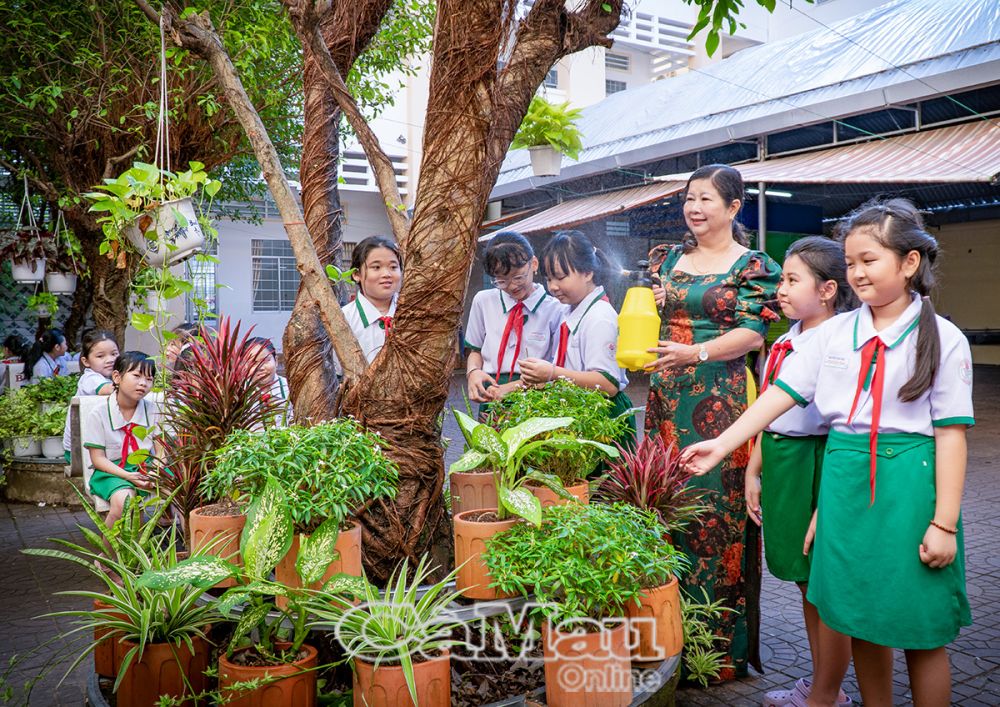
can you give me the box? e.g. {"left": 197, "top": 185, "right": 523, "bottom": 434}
{"left": 342, "top": 293, "right": 398, "bottom": 363}
{"left": 32, "top": 353, "right": 64, "bottom": 382}
{"left": 554, "top": 287, "right": 628, "bottom": 391}
{"left": 464, "top": 284, "right": 564, "bottom": 377}
{"left": 82, "top": 395, "right": 159, "bottom": 465}
{"left": 775, "top": 294, "right": 975, "bottom": 436}
{"left": 63, "top": 368, "right": 114, "bottom": 452}
{"left": 763, "top": 322, "right": 827, "bottom": 438}
{"left": 264, "top": 375, "right": 293, "bottom": 425}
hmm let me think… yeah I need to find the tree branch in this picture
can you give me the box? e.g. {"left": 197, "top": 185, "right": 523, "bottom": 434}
{"left": 102, "top": 143, "right": 142, "bottom": 180}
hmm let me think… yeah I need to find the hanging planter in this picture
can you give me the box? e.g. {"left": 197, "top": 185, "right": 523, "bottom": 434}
{"left": 10, "top": 257, "right": 46, "bottom": 283}
{"left": 528, "top": 145, "right": 563, "bottom": 177}
{"left": 44, "top": 212, "right": 85, "bottom": 294}
{"left": 126, "top": 196, "right": 205, "bottom": 267}
{"left": 27, "top": 292, "right": 59, "bottom": 319}
{"left": 513, "top": 96, "right": 583, "bottom": 179}
{"left": 44, "top": 272, "right": 77, "bottom": 294}
{"left": 1, "top": 177, "right": 54, "bottom": 283}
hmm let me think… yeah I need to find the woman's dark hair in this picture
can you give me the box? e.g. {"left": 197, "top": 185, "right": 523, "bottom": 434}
{"left": 681, "top": 163, "right": 750, "bottom": 252}
{"left": 113, "top": 350, "right": 156, "bottom": 383}
{"left": 539, "top": 230, "right": 615, "bottom": 287}
{"left": 25, "top": 328, "right": 66, "bottom": 373}
{"left": 171, "top": 322, "right": 198, "bottom": 341}
{"left": 350, "top": 235, "right": 403, "bottom": 296}
{"left": 784, "top": 237, "right": 858, "bottom": 314}
{"left": 837, "top": 198, "right": 940, "bottom": 402}
{"left": 483, "top": 231, "right": 534, "bottom": 277}
{"left": 247, "top": 336, "right": 276, "bottom": 358}
{"left": 80, "top": 329, "right": 119, "bottom": 361}
{"left": 3, "top": 334, "right": 29, "bottom": 360}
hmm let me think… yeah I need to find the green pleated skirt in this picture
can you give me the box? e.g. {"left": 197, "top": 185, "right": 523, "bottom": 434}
{"left": 90, "top": 463, "right": 150, "bottom": 501}
{"left": 807, "top": 431, "right": 971, "bottom": 649}
{"left": 760, "top": 432, "right": 825, "bottom": 583}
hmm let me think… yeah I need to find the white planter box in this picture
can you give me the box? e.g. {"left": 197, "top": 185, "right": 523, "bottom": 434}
{"left": 528, "top": 145, "right": 562, "bottom": 177}
{"left": 10, "top": 258, "right": 46, "bottom": 283}
{"left": 126, "top": 197, "right": 205, "bottom": 267}
{"left": 40, "top": 401, "right": 63, "bottom": 414}
{"left": 10, "top": 436, "right": 41, "bottom": 458}
{"left": 41, "top": 436, "right": 64, "bottom": 459}
{"left": 45, "top": 272, "right": 77, "bottom": 294}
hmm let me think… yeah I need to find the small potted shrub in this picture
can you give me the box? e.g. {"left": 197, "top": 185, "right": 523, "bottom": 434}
{"left": 486, "top": 379, "right": 627, "bottom": 506}
{"left": 485, "top": 503, "right": 686, "bottom": 707}
{"left": 23, "top": 372, "right": 80, "bottom": 413}
{"left": 0, "top": 227, "right": 51, "bottom": 283}
{"left": 27, "top": 292, "right": 58, "bottom": 319}
{"left": 511, "top": 95, "right": 583, "bottom": 177}
{"left": 450, "top": 410, "right": 618, "bottom": 599}
{"left": 309, "top": 556, "right": 469, "bottom": 707}
{"left": 1, "top": 388, "right": 41, "bottom": 457}
{"left": 32, "top": 405, "right": 66, "bottom": 458}
{"left": 45, "top": 225, "right": 85, "bottom": 294}
{"left": 204, "top": 420, "right": 399, "bottom": 602}
{"left": 85, "top": 161, "right": 221, "bottom": 267}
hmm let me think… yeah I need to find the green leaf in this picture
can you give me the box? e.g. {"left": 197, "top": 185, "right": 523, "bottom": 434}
{"left": 601, "top": 2, "right": 612, "bottom": 12}
{"left": 296, "top": 518, "right": 341, "bottom": 585}
{"left": 471, "top": 425, "right": 506, "bottom": 458}
{"left": 522, "top": 470, "right": 575, "bottom": 502}
{"left": 320, "top": 572, "right": 370, "bottom": 599}
{"left": 499, "top": 486, "right": 541, "bottom": 527}
{"left": 231, "top": 602, "right": 271, "bottom": 647}
{"left": 241, "top": 478, "right": 293, "bottom": 580}
{"left": 449, "top": 449, "right": 489, "bottom": 473}
{"left": 705, "top": 30, "right": 720, "bottom": 57}
{"left": 452, "top": 408, "right": 479, "bottom": 446}
{"left": 499, "top": 416, "right": 573, "bottom": 456}
{"left": 130, "top": 312, "right": 155, "bottom": 331}
{"left": 138, "top": 556, "right": 237, "bottom": 590}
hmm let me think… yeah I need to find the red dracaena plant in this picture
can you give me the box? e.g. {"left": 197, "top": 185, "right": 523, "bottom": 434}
{"left": 597, "top": 434, "right": 709, "bottom": 533}
{"left": 146, "top": 317, "right": 281, "bottom": 535}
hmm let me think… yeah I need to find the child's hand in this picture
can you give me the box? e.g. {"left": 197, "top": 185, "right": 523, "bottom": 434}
{"left": 467, "top": 370, "right": 496, "bottom": 402}
{"left": 652, "top": 284, "right": 666, "bottom": 308}
{"left": 745, "top": 469, "right": 762, "bottom": 526}
{"left": 486, "top": 380, "right": 519, "bottom": 401}
{"left": 919, "top": 525, "right": 958, "bottom": 568}
{"left": 679, "top": 441, "right": 725, "bottom": 476}
{"left": 518, "top": 358, "right": 553, "bottom": 385}
{"left": 803, "top": 510, "right": 818, "bottom": 555}
{"left": 128, "top": 471, "right": 152, "bottom": 490}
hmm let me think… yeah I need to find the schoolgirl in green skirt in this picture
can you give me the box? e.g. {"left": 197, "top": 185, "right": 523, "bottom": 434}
{"left": 683, "top": 200, "right": 975, "bottom": 707}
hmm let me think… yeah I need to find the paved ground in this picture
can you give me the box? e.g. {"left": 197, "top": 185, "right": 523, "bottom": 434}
{"left": 2, "top": 368, "right": 998, "bottom": 705}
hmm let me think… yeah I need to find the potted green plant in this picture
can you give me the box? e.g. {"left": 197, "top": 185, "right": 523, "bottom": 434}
{"left": 486, "top": 379, "right": 628, "bottom": 505}
{"left": 26, "top": 292, "right": 58, "bottom": 319}
{"left": 511, "top": 95, "right": 583, "bottom": 177}
{"left": 484, "top": 503, "right": 686, "bottom": 707}
{"left": 308, "top": 556, "right": 469, "bottom": 707}
{"left": 448, "top": 405, "right": 497, "bottom": 516}
{"left": 31, "top": 405, "right": 65, "bottom": 458}
{"left": 23, "top": 372, "right": 80, "bottom": 413}
{"left": 45, "top": 222, "right": 85, "bottom": 294}
{"left": 0, "top": 227, "right": 51, "bottom": 283}
{"left": 204, "top": 420, "right": 399, "bottom": 601}
{"left": 449, "top": 410, "right": 618, "bottom": 599}
{"left": 85, "top": 161, "right": 221, "bottom": 267}
{"left": 0, "top": 388, "right": 40, "bottom": 457}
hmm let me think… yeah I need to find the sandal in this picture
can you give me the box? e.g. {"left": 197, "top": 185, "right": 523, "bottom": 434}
{"left": 763, "top": 678, "right": 852, "bottom": 707}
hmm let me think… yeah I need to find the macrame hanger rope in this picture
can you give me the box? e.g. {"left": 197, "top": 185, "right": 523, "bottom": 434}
{"left": 16, "top": 174, "right": 38, "bottom": 232}
{"left": 54, "top": 210, "right": 77, "bottom": 271}
{"left": 153, "top": 12, "right": 171, "bottom": 185}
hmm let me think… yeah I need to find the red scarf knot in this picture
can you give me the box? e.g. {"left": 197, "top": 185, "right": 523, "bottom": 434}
{"left": 760, "top": 340, "right": 794, "bottom": 392}
{"left": 847, "top": 336, "right": 887, "bottom": 506}
{"left": 496, "top": 302, "right": 526, "bottom": 379}
{"left": 377, "top": 316, "right": 393, "bottom": 331}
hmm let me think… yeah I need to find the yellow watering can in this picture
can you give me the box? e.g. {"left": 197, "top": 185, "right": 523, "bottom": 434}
{"left": 616, "top": 263, "right": 661, "bottom": 371}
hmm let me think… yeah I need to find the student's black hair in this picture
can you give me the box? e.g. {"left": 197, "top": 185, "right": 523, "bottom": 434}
{"left": 171, "top": 321, "right": 198, "bottom": 341}
{"left": 837, "top": 198, "right": 940, "bottom": 402}
{"left": 3, "top": 333, "right": 29, "bottom": 360}
{"left": 483, "top": 231, "right": 534, "bottom": 278}
{"left": 539, "top": 230, "right": 615, "bottom": 287}
{"left": 247, "top": 336, "right": 277, "bottom": 357}
{"left": 80, "top": 329, "right": 119, "bottom": 361}
{"left": 681, "top": 163, "right": 751, "bottom": 253}
{"left": 350, "top": 235, "right": 403, "bottom": 297}
{"left": 784, "top": 237, "right": 858, "bottom": 314}
{"left": 24, "top": 328, "right": 67, "bottom": 373}
{"left": 113, "top": 350, "right": 156, "bottom": 383}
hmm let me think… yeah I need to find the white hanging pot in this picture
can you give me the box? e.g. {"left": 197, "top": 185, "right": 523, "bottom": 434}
{"left": 41, "top": 436, "right": 64, "bottom": 459}
{"left": 528, "top": 145, "right": 563, "bottom": 177}
{"left": 10, "top": 436, "right": 41, "bottom": 458}
{"left": 35, "top": 305, "right": 52, "bottom": 318}
{"left": 125, "top": 197, "right": 205, "bottom": 267}
{"left": 10, "top": 258, "right": 46, "bottom": 283}
{"left": 45, "top": 272, "right": 77, "bottom": 294}
{"left": 145, "top": 292, "right": 173, "bottom": 323}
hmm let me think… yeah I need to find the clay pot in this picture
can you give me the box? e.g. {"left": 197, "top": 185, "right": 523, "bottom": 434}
{"left": 93, "top": 598, "right": 126, "bottom": 679}
{"left": 274, "top": 522, "right": 362, "bottom": 608}
{"left": 453, "top": 509, "right": 518, "bottom": 600}
{"left": 542, "top": 619, "right": 633, "bottom": 707}
{"left": 626, "top": 576, "right": 683, "bottom": 663}
{"left": 115, "top": 635, "right": 211, "bottom": 707}
{"left": 352, "top": 649, "right": 450, "bottom": 707}
{"left": 528, "top": 480, "right": 589, "bottom": 508}
{"left": 218, "top": 643, "right": 318, "bottom": 707}
{"left": 189, "top": 504, "right": 246, "bottom": 588}
{"left": 449, "top": 470, "right": 497, "bottom": 515}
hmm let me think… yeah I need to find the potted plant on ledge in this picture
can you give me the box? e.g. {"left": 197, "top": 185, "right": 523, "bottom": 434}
{"left": 27, "top": 292, "right": 58, "bottom": 319}
{"left": 511, "top": 95, "right": 583, "bottom": 178}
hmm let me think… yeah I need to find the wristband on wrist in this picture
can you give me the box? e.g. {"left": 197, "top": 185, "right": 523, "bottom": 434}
{"left": 929, "top": 519, "right": 958, "bottom": 535}
{"left": 466, "top": 367, "right": 481, "bottom": 377}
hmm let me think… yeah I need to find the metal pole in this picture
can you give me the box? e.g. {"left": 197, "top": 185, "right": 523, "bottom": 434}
{"left": 757, "top": 181, "right": 767, "bottom": 253}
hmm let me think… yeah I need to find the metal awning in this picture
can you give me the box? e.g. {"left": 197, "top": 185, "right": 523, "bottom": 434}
{"left": 483, "top": 181, "right": 686, "bottom": 238}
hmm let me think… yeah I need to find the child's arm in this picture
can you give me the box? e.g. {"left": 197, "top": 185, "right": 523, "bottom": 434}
{"left": 680, "top": 387, "right": 797, "bottom": 475}
{"left": 96, "top": 383, "right": 114, "bottom": 397}
{"left": 919, "top": 425, "right": 967, "bottom": 569}
{"left": 518, "top": 358, "right": 618, "bottom": 396}
{"left": 744, "top": 433, "right": 763, "bottom": 526}
{"left": 486, "top": 378, "right": 524, "bottom": 401}
{"left": 88, "top": 447, "right": 152, "bottom": 490}
{"left": 465, "top": 351, "right": 496, "bottom": 402}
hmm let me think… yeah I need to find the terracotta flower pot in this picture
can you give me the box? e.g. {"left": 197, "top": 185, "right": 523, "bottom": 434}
{"left": 93, "top": 598, "right": 126, "bottom": 679}
{"left": 352, "top": 649, "right": 450, "bottom": 707}
{"left": 449, "top": 470, "right": 497, "bottom": 515}
{"left": 115, "top": 635, "right": 211, "bottom": 707}
{"left": 189, "top": 504, "right": 246, "bottom": 588}
{"left": 542, "top": 619, "right": 633, "bottom": 707}
{"left": 274, "top": 521, "right": 362, "bottom": 608}
{"left": 529, "top": 480, "right": 589, "bottom": 508}
{"left": 626, "top": 576, "right": 683, "bottom": 663}
{"left": 218, "top": 643, "right": 318, "bottom": 707}
{"left": 453, "top": 509, "right": 518, "bottom": 600}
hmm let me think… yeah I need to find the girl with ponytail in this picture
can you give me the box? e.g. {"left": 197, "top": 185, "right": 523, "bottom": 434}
{"left": 682, "top": 198, "right": 974, "bottom": 706}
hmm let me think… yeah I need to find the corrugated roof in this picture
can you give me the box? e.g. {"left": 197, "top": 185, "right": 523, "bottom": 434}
{"left": 492, "top": 0, "right": 1000, "bottom": 199}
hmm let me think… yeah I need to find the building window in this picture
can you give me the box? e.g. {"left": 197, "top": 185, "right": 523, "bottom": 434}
{"left": 251, "top": 239, "right": 300, "bottom": 312}
{"left": 544, "top": 66, "right": 558, "bottom": 88}
{"left": 605, "top": 79, "right": 627, "bottom": 96}
{"left": 605, "top": 52, "right": 630, "bottom": 72}
{"left": 185, "top": 241, "right": 218, "bottom": 321}
{"left": 606, "top": 220, "right": 630, "bottom": 238}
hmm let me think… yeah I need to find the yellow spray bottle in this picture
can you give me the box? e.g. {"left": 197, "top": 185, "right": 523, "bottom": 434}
{"left": 616, "top": 261, "right": 661, "bottom": 371}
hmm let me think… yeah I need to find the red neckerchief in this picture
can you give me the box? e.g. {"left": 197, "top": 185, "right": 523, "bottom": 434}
{"left": 760, "top": 340, "right": 793, "bottom": 392}
{"left": 496, "top": 302, "right": 526, "bottom": 379}
{"left": 554, "top": 322, "right": 570, "bottom": 368}
{"left": 377, "top": 316, "right": 393, "bottom": 330}
{"left": 121, "top": 422, "right": 141, "bottom": 471}
{"left": 847, "top": 336, "right": 887, "bottom": 505}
